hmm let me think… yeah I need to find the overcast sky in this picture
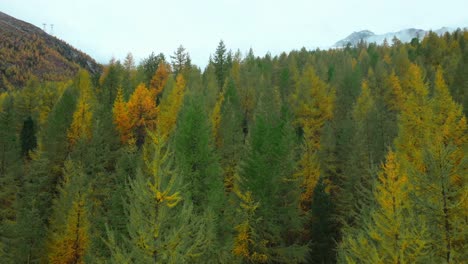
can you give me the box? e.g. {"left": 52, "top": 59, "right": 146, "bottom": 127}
{"left": 3, "top": 0, "right": 468, "bottom": 68}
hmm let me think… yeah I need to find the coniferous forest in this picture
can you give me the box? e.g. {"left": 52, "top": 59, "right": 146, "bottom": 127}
{"left": 0, "top": 30, "right": 467, "bottom": 263}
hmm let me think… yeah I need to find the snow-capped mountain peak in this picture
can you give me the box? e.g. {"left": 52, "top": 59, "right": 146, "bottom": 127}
{"left": 333, "top": 27, "right": 459, "bottom": 47}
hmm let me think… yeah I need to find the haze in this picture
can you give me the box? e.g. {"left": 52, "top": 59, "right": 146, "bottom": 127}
{"left": 3, "top": 0, "right": 468, "bottom": 67}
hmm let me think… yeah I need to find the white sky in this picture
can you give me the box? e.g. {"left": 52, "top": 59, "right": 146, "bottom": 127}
{"left": 2, "top": 0, "right": 468, "bottom": 68}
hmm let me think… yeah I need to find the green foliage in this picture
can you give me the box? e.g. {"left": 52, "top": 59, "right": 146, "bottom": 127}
{"left": 213, "top": 40, "right": 229, "bottom": 89}
{"left": 1, "top": 29, "right": 467, "bottom": 263}
{"left": 234, "top": 96, "right": 307, "bottom": 263}
{"left": 174, "top": 95, "right": 224, "bottom": 211}
{"left": 20, "top": 116, "right": 37, "bottom": 158}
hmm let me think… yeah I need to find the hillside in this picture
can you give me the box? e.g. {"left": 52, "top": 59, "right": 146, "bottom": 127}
{"left": 0, "top": 11, "right": 101, "bottom": 91}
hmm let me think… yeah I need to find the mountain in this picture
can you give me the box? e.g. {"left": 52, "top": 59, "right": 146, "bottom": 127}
{"left": 0, "top": 11, "right": 101, "bottom": 91}
{"left": 333, "top": 27, "right": 461, "bottom": 47}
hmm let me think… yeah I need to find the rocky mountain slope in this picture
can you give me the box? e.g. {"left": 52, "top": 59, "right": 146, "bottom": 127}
{"left": 0, "top": 11, "right": 101, "bottom": 91}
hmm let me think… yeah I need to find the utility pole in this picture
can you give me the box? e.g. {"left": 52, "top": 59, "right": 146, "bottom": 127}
{"left": 50, "top": 24, "right": 54, "bottom": 35}
{"left": 42, "top": 23, "right": 47, "bottom": 31}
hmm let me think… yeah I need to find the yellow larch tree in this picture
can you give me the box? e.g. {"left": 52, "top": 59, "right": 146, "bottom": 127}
{"left": 338, "top": 151, "right": 430, "bottom": 264}
{"left": 156, "top": 74, "right": 187, "bottom": 143}
{"left": 395, "top": 63, "right": 433, "bottom": 173}
{"left": 232, "top": 190, "right": 267, "bottom": 263}
{"left": 49, "top": 197, "right": 90, "bottom": 264}
{"left": 211, "top": 91, "right": 224, "bottom": 148}
{"left": 385, "top": 70, "right": 405, "bottom": 112}
{"left": 413, "top": 67, "right": 467, "bottom": 262}
{"left": 149, "top": 62, "right": 170, "bottom": 99}
{"left": 291, "top": 66, "right": 335, "bottom": 211}
{"left": 112, "top": 88, "right": 132, "bottom": 144}
{"left": 48, "top": 161, "right": 90, "bottom": 264}
{"left": 127, "top": 83, "right": 158, "bottom": 147}
{"left": 67, "top": 70, "right": 94, "bottom": 148}
{"left": 368, "top": 151, "right": 429, "bottom": 263}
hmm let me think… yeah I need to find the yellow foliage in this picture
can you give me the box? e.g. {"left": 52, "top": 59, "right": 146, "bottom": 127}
{"left": 385, "top": 71, "right": 405, "bottom": 111}
{"left": 233, "top": 190, "right": 267, "bottom": 262}
{"left": 431, "top": 67, "right": 467, "bottom": 148}
{"left": 353, "top": 80, "right": 375, "bottom": 122}
{"left": 211, "top": 92, "right": 224, "bottom": 147}
{"left": 395, "top": 63, "right": 433, "bottom": 173}
{"left": 149, "top": 62, "right": 170, "bottom": 97}
{"left": 157, "top": 74, "right": 186, "bottom": 143}
{"left": 374, "top": 151, "right": 408, "bottom": 216}
{"left": 67, "top": 71, "right": 94, "bottom": 147}
{"left": 113, "top": 88, "right": 132, "bottom": 143}
{"left": 127, "top": 83, "right": 158, "bottom": 130}
{"left": 48, "top": 196, "right": 90, "bottom": 264}
{"left": 0, "top": 92, "right": 8, "bottom": 112}
{"left": 126, "top": 83, "right": 158, "bottom": 146}
{"left": 291, "top": 66, "right": 335, "bottom": 210}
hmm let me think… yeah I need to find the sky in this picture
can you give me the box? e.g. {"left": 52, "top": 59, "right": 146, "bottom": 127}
{"left": 2, "top": 0, "right": 468, "bottom": 68}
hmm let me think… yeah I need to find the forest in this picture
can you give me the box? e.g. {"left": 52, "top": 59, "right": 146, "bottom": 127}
{"left": 0, "top": 30, "right": 467, "bottom": 263}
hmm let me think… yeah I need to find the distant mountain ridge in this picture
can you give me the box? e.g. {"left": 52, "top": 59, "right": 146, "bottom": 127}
{"left": 0, "top": 11, "right": 101, "bottom": 90}
{"left": 334, "top": 27, "right": 464, "bottom": 47}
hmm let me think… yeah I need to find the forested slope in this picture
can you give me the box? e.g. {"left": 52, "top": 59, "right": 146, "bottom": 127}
{"left": 0, "top": 30, "right": 467, "bottom": 263}
{"left": 0, "top": 11, "right": 101, "bottom": 91}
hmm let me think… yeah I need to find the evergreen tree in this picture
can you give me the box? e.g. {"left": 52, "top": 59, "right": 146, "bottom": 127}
{"left": 20, "top": 116, "right": 37, "bottom": 159}
{"left": 0, "top": 95, "right": 21, "bottom": 263}
{"left": 174, "top": 95, "right": 224, "bottom": 210}
{"left": 149, "top": 62, "right": 170, "bottom": 103}
{"left": 338, "top": 151, "right": 430, "bottom": 264}
{"left": 216, "top": 78, "right": 244, "bottom": 192}
{"left": 67, "top": 70, "right": 95, "bottom": 148}
{"left": 139, "top": 52, "right": 166, "bottom": 86}
{"left": 47, "top": 161, "right": 91, "bottom": 264}
{"left": 409, "top": 68, "right": 468, "bottom": 262}
{"left": 213, "top": 40, "right": 228, "bottom": 89}
{"left": 290, "top": 65, "right": 335, "bottom": 212}
{"left": 107, "top": 129, "right": 214, "bottom": 263}
{"left": 99, "top": 59, "right": 123, "bottom": 106}
{"left": 171, "top": 45, "right": 191, "bottom": 76}
{"left": 234, "top": 94, "right": 307, "bottom": 263}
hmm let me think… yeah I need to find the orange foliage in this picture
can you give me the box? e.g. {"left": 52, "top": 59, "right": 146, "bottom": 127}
{"left": 127, "top": 83, "right": 158, "bottom": 146}
{"left": 149, "top": 62, "right": 170, "bottom": 98}
{"left": 112, "top": 88, "right": 132, "bottom": 143}
{"left": 48, "top": 197, "right": 90, "bottom": 264}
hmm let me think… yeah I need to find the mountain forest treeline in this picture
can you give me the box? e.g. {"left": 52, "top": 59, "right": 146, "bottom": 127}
{"left": 0, "top": 30, "right": 467, "bottom": 263}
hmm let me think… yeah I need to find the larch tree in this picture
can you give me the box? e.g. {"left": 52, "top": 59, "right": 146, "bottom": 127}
{"left": 174, "top": 95, "right": 224, "bottom": 210}
{"left": 113, "top": 88, "right": 132, "bottom": 144}
{"left": 99, "top": 59, "right": 123, "bottom": 107}
{"left": 67, "top": 70, "right": 94, "bottom": 148}
{"left": 395, "top": 63, "right": 433, "bottom": 173}
{"left": 0, "top": 95, "right": 21, "bottom": 262}
{"left": 107, "top": 96, "right": 213, "bottom": 263}
{"left": 20, "top": 115, "right": 37, "bottom": 159}
{"left": 149, "top": 62, "right": 170, "bottom": 102}
{"left": 122, "top": 52, "right": 137, "bottom": 99}
{"left": 127, "top": 83, "right": 158, "bottom": 148}
{"left": 410, "top": 67, "right": 468, "bottom": 263}
{"left": 9, "top": 86, "right": 78, "bottom": 263}
{"left": 170, "top": 45, "right": 191, "bottom": 76}
{"left": 340, "top": 79, "right": 378, "bottom": 228}
{"left": 290, "top": 65, "right": 335, "bottom": 212}
{"left": 216, "top": 78, "right": 244, "bottom": 192}
{"left": 157, "top": 74, "right": 186, "bottom": 142}
{"left": 338, "top": 151, "right": 430, "bottom": 264}
{"left": 213, "top": 40, "right": 228, "bottom": 89}
{"left": 234, "top": 92, "right": 307, "bottom": 263}
{"left": 47, "top": 161, "right": 90, "bottom": 264}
